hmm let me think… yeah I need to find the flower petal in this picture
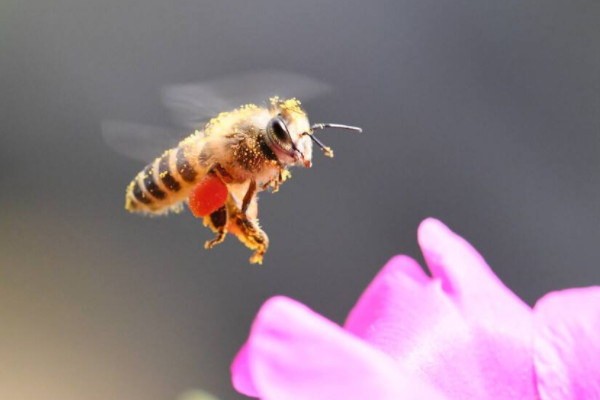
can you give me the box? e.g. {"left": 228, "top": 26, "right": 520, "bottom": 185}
{"left": 345, "top": 255, "right": 463, "bottom": 365}
{"left": 231, "top": 344, "right": 258, "bottom": 397}
{"left": 533, "top": 287, "right": 600, "bottom": 400}
{"left": 233, "top": 296, "right": 448, "bottom": 400}
{"left": 418, "top": 218, "right": 530, "bottom": 317}
{"left": 345, "top": 219, "right": 538, "bottom": 399}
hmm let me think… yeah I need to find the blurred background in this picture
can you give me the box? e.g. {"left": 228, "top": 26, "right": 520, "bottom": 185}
{"left": 1, "top": 1, "right": 599, "bottom": 399}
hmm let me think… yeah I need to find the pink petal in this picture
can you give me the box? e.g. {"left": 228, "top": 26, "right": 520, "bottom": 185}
{"left": 418, "top": 218, "right": 531, "bottom": 319}
{"left": 533, "top": 287, "right": 600, "bottom": 400}
{"left": 231, "top": 344, "right": 258, "bottom": 397}
{"left": 232, "top": 296, "right": 448, "bottom": 400}
{"left": 345, "top": 255, "right": 462, "bottom": 364}
{"left": 345, "top": 219, "right": 538, "bottom": 399}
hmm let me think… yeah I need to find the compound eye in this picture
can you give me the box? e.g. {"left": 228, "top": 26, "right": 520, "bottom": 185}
{"left": 267, "top": 117, "right": 293, "bottom": 152}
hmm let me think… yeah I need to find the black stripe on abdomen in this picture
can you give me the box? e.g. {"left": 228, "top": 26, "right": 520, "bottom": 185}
{"left": 158, "top": 153, "right": 181, "bottom": 192}
{"left": 176, "top": 147, "right": 198, "bottom": 182}
{"left": 143, "top": 166, "right": 166, "bottom": 200}
{"left": 132, "top": 180, "right": 152, "bottom": 204}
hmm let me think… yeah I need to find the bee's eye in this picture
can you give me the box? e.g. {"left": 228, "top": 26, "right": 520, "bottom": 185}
{"left": 267, "top": 117, "right": 293, "bottom": 152}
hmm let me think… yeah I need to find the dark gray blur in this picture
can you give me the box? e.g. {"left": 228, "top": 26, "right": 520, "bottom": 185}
{"left": 1, "top": 1, "right": 599, "bottom": 399}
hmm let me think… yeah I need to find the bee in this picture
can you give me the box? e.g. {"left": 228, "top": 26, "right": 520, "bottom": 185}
{"left": 104, "top": 72, "right": 361, "bottom": 264}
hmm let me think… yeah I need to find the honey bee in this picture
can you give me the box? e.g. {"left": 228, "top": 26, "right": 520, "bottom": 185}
{"left": 104, "top": 72, "right": 361, "bottom": 264}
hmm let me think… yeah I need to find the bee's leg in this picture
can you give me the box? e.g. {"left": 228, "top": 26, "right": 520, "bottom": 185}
{"left": 203, "top": 205, "right": 228, "bottom": 249}
{"left": 212, "top": 163, "right": 234, "bottom": 183}
{"left": 227, "top": 201, "right": 269, "bottom": 265}
{"left": 261, "top": 169, "right": 291, "bottom": 193}
{"left": 241, "top": 179, "right": 257, "bottom": 214}
{"left": 261, "top": 180, "right": 273, "bottom": 191}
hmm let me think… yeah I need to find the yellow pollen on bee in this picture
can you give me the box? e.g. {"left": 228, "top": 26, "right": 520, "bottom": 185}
{"left": 204, "top": 103, "right": 260, "bottom": 136}
{"left": 280, "top": 170, "right": 292, "bottom": 181}
{"left": 279, "top": 98, "right": 302, "bottom": 114}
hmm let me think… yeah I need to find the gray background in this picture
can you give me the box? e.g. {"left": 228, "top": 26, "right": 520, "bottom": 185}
{"left": 1, "top": 1, "right": 599, "bottom": 399}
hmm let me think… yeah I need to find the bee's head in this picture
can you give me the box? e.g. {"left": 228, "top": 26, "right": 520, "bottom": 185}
{"left": 265, "top": 114, "right": 313, "bottom": 168}
{"left": 265, "top": 98, "right": 313, "bottom": 168}
{"left": 265, "top": 97, "right": 362, "bottom": 168}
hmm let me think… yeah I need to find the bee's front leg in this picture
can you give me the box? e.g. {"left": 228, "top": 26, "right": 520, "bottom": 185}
{"left": 261, "top": 169, "right": 291, "bottom": 193}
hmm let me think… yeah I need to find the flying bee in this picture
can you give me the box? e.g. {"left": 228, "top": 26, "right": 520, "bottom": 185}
{"left": 103, "top": 72, "right": 362, "bottom": 264}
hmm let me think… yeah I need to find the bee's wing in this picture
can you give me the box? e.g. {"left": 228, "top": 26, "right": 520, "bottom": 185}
{"left": 101, "top": 120, "right": 184, "bottom": 163}
{"left": 103, "top": 71, "right": 329, "bottom": 162}
{"left": 161, "top": 71, "right": 331, "bottom": 130}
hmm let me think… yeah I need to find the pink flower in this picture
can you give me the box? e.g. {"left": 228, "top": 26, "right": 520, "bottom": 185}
{"left": 231, "top": 218, "right": 600, "bottom": 400}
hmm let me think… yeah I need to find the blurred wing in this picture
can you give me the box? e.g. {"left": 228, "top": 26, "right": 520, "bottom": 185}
{"left": 103, "top": 72, "right": 330, "bottom": 162}
{"left": 161, "top": 70, "right": 331, "bottom": 130}
{"left": 101, "top": 120, "right": 183, "bottom": 163}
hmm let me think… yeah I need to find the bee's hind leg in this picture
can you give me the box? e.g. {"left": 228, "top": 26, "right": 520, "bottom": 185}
{"left": 227, "top": 200, "right": 269, "bottom": 265}
{"left": 203, "top": 205, "right": 228, "bottom": 249}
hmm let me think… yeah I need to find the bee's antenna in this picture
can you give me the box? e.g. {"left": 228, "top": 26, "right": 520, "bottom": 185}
{"left": 310, "top": 123, "right": 363, "bottom": 133}
{"left": 304, "top": 123, "right": 362, "bottom": 158}
{"left": 306, "top": 133, "right": 334, "bottom": 158}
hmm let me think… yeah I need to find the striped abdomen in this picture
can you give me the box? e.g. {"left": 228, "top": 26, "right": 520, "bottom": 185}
{"left": 125, "top": 137, "right": 210, "bottom": 214}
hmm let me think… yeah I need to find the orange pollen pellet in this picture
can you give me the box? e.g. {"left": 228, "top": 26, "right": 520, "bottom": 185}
{"left": 188, "top": 175, "right": 228, "bottom": 217}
